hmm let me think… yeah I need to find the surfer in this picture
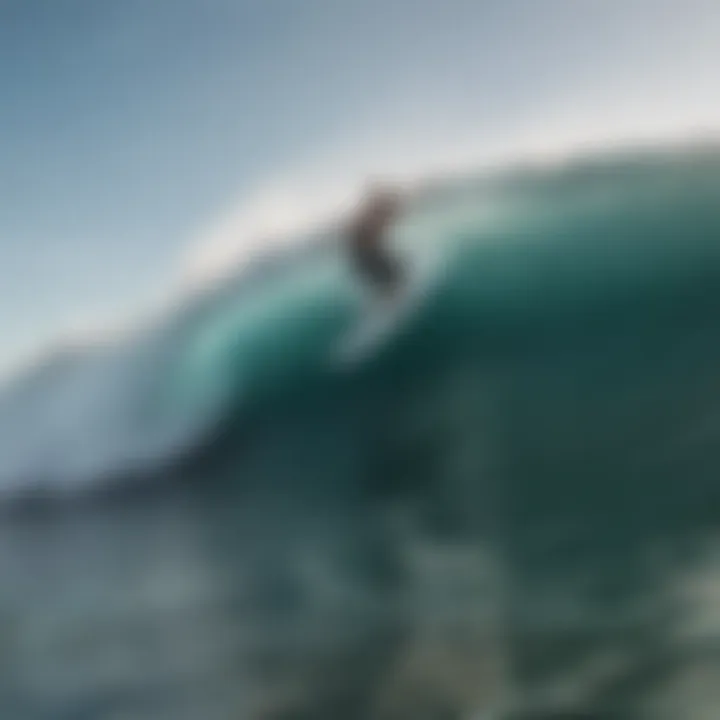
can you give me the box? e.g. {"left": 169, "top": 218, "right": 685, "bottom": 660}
{"left": 334, "top": 181, "right": 442, "bottom": 364}
{"left": 346, "top": 185, "right": 404, "bottom": 297}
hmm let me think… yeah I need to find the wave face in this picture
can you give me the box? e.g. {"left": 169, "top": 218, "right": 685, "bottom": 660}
{"left": 4, "top": 145, "right": 720, "bottom": 499}
{"left": 6, "top": 144, "right": 720, "bottom": 716}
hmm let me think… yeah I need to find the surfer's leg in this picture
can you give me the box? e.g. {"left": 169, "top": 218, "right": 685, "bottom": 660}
{"left": 378, "top": 255, "right": 403, "bottom": 296}
{"left": 350, "top": 244, "right": 403, "bottom": 297}
{"left": 363, "top": 252, "right": 402, "bottom": 295}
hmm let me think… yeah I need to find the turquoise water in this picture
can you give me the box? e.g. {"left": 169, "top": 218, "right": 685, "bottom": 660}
{"left": 4, "top": 145, "right": 720, "bottom": 717}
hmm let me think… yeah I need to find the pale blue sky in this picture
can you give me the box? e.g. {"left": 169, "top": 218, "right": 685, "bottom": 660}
{"left": 2, "top": 0, "right": 720, "bottom": 367}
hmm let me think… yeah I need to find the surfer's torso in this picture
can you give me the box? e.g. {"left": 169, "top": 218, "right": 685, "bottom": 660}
{"left": 347, "top": 190, "right": 404, "bottom": 294}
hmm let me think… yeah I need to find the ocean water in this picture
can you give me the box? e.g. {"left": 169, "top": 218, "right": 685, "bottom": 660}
{"left": 3, "top": 145, "right": 720, "bottom": 717}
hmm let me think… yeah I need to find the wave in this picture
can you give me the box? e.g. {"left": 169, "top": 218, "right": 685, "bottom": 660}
{"left": 3, "top": 142, "right": 720, "bottom": 502}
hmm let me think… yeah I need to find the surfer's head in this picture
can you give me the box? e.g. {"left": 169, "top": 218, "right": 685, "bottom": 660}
{"left": 362, "top": 182, "right": 402, "bottom": 223}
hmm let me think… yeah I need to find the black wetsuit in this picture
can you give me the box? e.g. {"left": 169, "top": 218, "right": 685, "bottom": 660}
{"left": 348, "top": 220, "right": 403, "bottom": 293}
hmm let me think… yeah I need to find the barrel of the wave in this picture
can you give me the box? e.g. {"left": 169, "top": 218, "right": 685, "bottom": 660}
{"left": 168, "top": 254, "right": 353, "bottom": 425}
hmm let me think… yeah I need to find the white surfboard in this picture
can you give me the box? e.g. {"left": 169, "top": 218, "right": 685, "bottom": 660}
{"left": 331, "top": 249, "right": 446, "bottom": 366}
